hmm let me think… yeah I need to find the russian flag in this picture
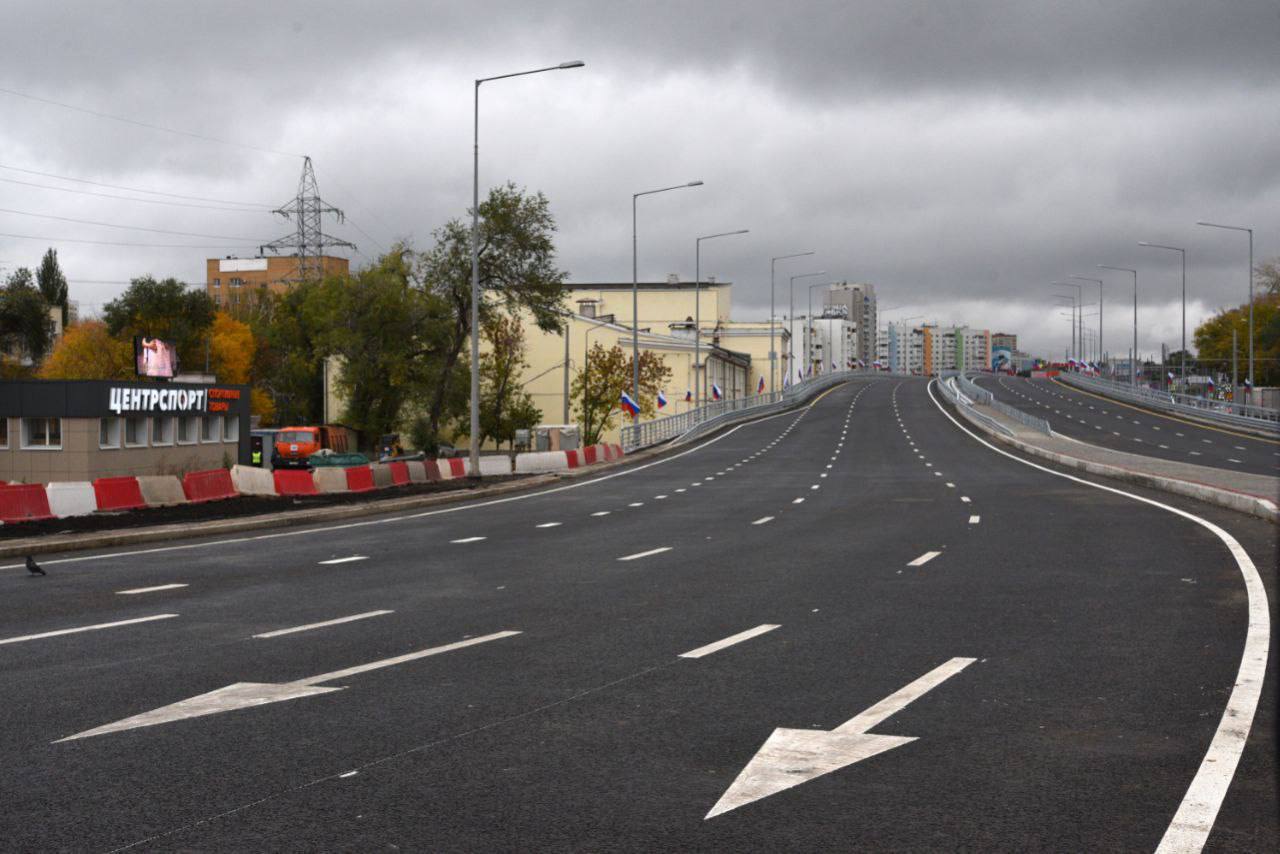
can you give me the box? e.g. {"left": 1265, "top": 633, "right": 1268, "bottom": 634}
{"left": 1167, "top": 371, "right": 1175, "bottom": 380}
{"left": 657, "top": 390, "right": 668, "bottom": 409}
{"left": 757, "top": 375, "right": 766, "bottom": 393}
{"left": 1244, "top": 377, "right": 1253, "bottom": 388}
{"left": 684, "top": 389, "right": 693, "bottom": 403}
{"left": 620, "top": 391, "right": 640, "bottom": 417}
{"left": 1207, "top": 377, "right": 1216, "bottom": 389}
{"left": 711, "top": 383, "right": 723, "bottom": 401}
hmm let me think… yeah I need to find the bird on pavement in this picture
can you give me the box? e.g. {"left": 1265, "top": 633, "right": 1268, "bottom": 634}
{"left": 26, "top": 556, "right": 45, "bottom": 576}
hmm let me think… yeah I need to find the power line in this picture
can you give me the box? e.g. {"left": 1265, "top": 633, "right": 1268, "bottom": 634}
{"left": 0, "top": 207, "right": 268, "bottom": 241}
{"left": 0, "top": 231, "right": 260, "bottom": 249}
{"left": 0, "top": 163, "right": 274, "bottom": 207}
{"left": 0, "top": 86, "right": 303, "bottom": 159}
{"left": 0, "top": 176, "right": 278, "bottom": 213}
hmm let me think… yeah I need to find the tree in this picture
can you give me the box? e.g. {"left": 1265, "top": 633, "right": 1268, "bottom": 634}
{"left": 38, "top": 320, "right": 134, "bottom": 380}
{"left": 1256, "top": 257, "right": 1280, "bottom": 298}
{"left": 36, "top": 248, "right": 69, "bottom": 328}
{"left": 207, "top": 312, "right": 255, "bottom": 383}
{"left": 0, "top": 267, "right": 55, "bottom": 366}
{"left": 476, "top": 312, "right": 541, "bottom": 448}
{"left": 248, "top": 283, "right": 325, "bottom": 427}
{"left": 417, "top": 183, "right": 568, "bottom": 441}
{"left": 1194, "top": 292, "right": 1280, "bottom": 387}
{"left": 103, "top": 275, "right": 215, "bottom": 371}
{"left": 570, "top": 343, "right": 672, "bottom": 445}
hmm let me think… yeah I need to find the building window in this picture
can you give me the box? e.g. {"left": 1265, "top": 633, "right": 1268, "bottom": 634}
{"left": 213, "top": 278, "right": 221, "bottom": 287}
{"left": 0, "top": 418, "right": 7, "bottom": 448}
{"left": 230, "top": 277, "right": 243, "bottom": 287}
{"left": 201, "top": 415, "right": 220, "bottom": 442}
{"left": 152, "top": 416, "right": 174, "bottom": 446}
{"left": 213, "top": 294, "right": 221, "bottom": 307}
{"left": 21, "top": 417, "right": 62, "bottom": 449}
{"left": 99, "top": 417, "right": 122, "bottom": 449}
{"left": 223, "top": 414, "right": 239, "bottom": 442}
{"left": 178, "top": 415, "right": 199, "bottom": 445}
{"left": 125, "top": 416, "right": 147, "bottom": 447}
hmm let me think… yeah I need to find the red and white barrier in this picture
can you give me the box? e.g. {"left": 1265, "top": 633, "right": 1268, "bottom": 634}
{"left": 0, "top": 483, "right": 56, "bottom": 523}
{"left": 93, "top": 476, "right": 147, "bottom": 512}
{"left": 45, "top": 482, "right": 98, "bottom": 518}
{"left": 183, "top": 469, "right": 238, "bottom": 503}
{"left": 137, "top": 475, "right": 188, "bottom": 508}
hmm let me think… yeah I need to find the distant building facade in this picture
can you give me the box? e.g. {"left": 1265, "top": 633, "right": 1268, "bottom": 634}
{"left": 822, "top": 282, "right": 877, "bottom": 367}
{"left": 205, "top": 255, "right": 349, "bottom": 311}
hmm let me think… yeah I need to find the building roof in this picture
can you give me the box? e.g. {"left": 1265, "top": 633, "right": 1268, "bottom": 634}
{"left": 565, "top": 280, "right": 731, "bottom": 291}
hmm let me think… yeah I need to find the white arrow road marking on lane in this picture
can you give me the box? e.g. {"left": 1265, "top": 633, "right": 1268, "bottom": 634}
{"left": 116, "top": 583, "right": 189, "bottom": 595}
{"left": 680, "top": 624, "right": 781, "bottom": 659}
{"left": 706, "top": 657, "right": 977, "bottom": 818}
{"left": 54, "top": 630, "right": 520, "bottom": 742}
{"left": 253, "top": 610, "right": 394, "bottom": 639}
{"left": 618, "top": 547, "right": 672, "bottom": 562}
{"left": 317, "top": 556, "right": 368, "bottom": 565}
{"left": 1, "top": 614, "right": 178, "bottom": 647}
{"left": 908, "top": 551, "right": 941, "bottom": 566}
{"left": 752, "top": 516, "right": 774, "bottom": 526}
{"left": 450, "top": 536, "right": 486, "bottom": 544}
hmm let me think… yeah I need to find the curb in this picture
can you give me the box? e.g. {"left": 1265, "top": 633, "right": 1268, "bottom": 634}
{"left": 954, "top": 403, "right": 1278, "bottom": 524}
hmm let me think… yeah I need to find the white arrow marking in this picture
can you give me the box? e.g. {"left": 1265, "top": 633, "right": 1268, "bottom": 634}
{"left": 55, "top": 630, "right": 520, "bottom": 742}
{"left": 706, "top": 656, "right": 977, "bottom": 819}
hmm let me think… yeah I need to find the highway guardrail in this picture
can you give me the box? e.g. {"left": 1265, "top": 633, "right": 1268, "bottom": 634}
{"left": 1056, "top": 371, "right": 1279, "bottom": 436}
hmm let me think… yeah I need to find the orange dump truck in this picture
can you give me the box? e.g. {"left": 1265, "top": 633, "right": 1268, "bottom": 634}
{"left": 271, "top": 425, "right": 355, "bottom": 469}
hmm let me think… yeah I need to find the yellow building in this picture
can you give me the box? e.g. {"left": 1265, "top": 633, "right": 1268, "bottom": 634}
{"left": 205, "top": 255, "right": 349, "bottom": 312}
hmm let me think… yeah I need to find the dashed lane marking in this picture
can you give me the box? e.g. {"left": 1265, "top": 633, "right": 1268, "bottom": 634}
{"left": 253, "top": 610, "right": 394, "bottom": 639}
{"left": 0, "top": 614, "right": 179, "bottom": 647}
{"left": 752, "top": 516, "right": 774, "bottom": 526}
{"left": 680, "top": 624, "right": 781, "bottom": 659}
{"left": 451, "top": 537, "right": 486, "bottom": 544}
{"left": 116, "top": 583, "right": 190, "bottom": 594}
{"left": 318, "top": 556, "right": 368, "bottom": 566}
{"left": 618, "top": 546, "right": 672, "bottom": 562}
{"left": 907, "top": 551, "right": 941, "bottom": 566}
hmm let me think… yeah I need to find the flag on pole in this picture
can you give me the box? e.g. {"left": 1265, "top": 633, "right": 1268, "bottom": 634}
{"left": 620, "top": 391, "right": 640, "bottom": 417}
{"left": 657, "top": 390, "right": 668, "bottom": 409}
{"left": 1167, "top": 371, "right": 1174, "bottom": 380}
{"left": 684, "top": 389, "right": 693, "bottom": 403}
{"left": 1206, "top": 377, "right": 1216, "bottom": 389}
{"left": 711, "top": 382, "right": 723, "bottom": 401}
{"left": 757, "top": 375, "right": 766, "bottom": 393}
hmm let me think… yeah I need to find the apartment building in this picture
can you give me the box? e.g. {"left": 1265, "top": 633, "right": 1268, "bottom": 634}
{"left": 204, "top": 255, "right": 349, "bottom": 311}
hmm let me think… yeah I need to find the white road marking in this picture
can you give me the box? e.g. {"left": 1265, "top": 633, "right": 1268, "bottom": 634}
{"left": 116, "top": 583, "right": 189, "bottom": 595}
{"left": 908, "top": 551, "right": 941, "bottom": 566}
{"left": 253, "top": 610, "right": 394, "bottom": 639}
{"left": 792, "top": 497, "right": 805, "bottom": 504}
{"left": 945, "top": 482, "right": 955, "bottom": 488}
{"left": 675, "top": 488, "right": 687, "bottom": 493}
{"left": 1, "top": 614, "right": 179, "bottom": 647}
{"left": 810, "top": 484, "right": 820, "bottom": 490}
{"left": 655, "top": 495, "right": 669, "bottom": 500}
{"left": 318, "top": 555, "right": 368, "bottom": 566}
{"left": 628, "top": 502, "right": 644, "bottom": 507}
{"left": 968, "top": 516, "right": 980, "bottom": 524}
{"left": 960, "top": 496, "right": 971, "bottom": 503}
{"left": 1227, "top": 459, "right": 1242, "bottom": 464}
{"left": 591, "top": 511, "right": 611, "bottom": 516}
{"left": 451, "top": 536, "right": 486, "bottom": 544}
{"left": 535, "top": 522, "right": 562, "bottom": 528}
{"left": 680, "top": 623, "right": 781, "bottom": 659}
{"left": 618, "top": 546, "right": 672, "bottom": 562}
{"left": 339, "top": 771, "right": 358, "bottom": 779}
{"left": 751, "top": 516, "right": 774, "bottom": 526}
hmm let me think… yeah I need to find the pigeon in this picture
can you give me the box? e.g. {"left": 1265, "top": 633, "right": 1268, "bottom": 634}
{"left": 25, "top": 556, "right": 45, "bottom": 576}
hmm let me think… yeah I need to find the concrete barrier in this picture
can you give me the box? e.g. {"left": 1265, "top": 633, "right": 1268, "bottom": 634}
{"left": 439, "top": 458, "right": 467, "bottom": 480}
{"left": 474, "top": 456, "right": 513, "bottom": 477}
{"left": 0, "top": 483, "right": 56, "bottom": 523}
{"left": 182, "top": 469, "right": 238, "bottom": 503}
{"left": 137, "top": 475, "right": 189, "bottom": 507}
{"left": 406, "top": 460, "right": 429, "bottom": 483}
{"left": 312, "top": 467, "right": 349, "bottom": 493}
{"left": 370, "top": 463, "right": 395, "bottom": 489}
{"left": 422, "top": 459, "right": 442, "bottom": 481}
{"left": 386, "top": 461, "right": 411, "bottom": 486}
{"left": 273, "top": 469, "right": 318, "bottom": 496}
{"left": 46, "top": 482, "right": 98, "bottom": 518}
{"left": 564, "top": 449, "right": 583, "bottom": 469}
{"left": 231, "top": 465, "right": 277, "bottom": 497}
{"left": 515, "top": 451, "right": 570, "bottom": 474}
{"left": 345, "top": 466, "right": 376, "bottom": 493}
{"left": 93, "top": 476, "right": 147, "bottom": 512}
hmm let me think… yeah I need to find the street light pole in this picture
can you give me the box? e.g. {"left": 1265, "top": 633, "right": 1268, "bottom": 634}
{"left": 632, "top": 181, "right": 703, "bottom": 419}
{"left": 471, "top": 60, "right": 584, "bottom": 478}
{"left": 770, "top": 252, "right": 816, "bottom": 394}
{"left": 1098, "top": 265, "right": 1137, "bottom": 387}
{"left": 788, "top": 271, "right": 826, "bottom": 383}
{"left": 694, "top": 229, "right": 748, "bottom": 406}
{"left": 1138, "top": 242, "right": 1187, "bottom": 382}
{"left": 1197, "top": 221, "right": 1254, "bottom": 392}
{"left": 1051, "top": 295, "right": 1076, "bottom": 360}
{"left": 1069, "top": 276, "right": 1104, "bottom": 368}
{"left": 1051, "top": 282, "right": 1082, "bottom": 361}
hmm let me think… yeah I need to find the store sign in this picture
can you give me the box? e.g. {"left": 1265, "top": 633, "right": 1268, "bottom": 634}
{"left": 108, "top": 387, "right": 207, "bottom": 414}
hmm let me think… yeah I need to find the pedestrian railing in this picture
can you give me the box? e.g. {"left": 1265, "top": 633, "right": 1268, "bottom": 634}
{"left": 1057, "top": 371, "right": 1279, "bottom": 434}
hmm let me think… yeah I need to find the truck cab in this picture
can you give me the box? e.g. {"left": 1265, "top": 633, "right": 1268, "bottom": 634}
{"left": 272, "top": 426, "right": 351, "bottom": 469}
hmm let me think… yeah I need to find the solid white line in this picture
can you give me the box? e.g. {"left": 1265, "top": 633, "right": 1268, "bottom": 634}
{"left": 450, "top": 536, "right": 486, "bottom": 544}
{"left": 0, "top": 614, "right": 178, "bottom": 646}
{"left": 253, "top": 610, "right": 394, "bottom": 639}
{"left": 925, "top": 380, "right": 1269, "bottom": 854}
{"left": 535, "top": 522, "right": 562, "bottom": 528}
{"left": 679, "top": 624, "right": 781, "bottom": 659}
{"left": 752, "top": 516, "right": 774, "bottom": 525}
{"left": 968, "top": 516, "right": 980, "bottom": 525}
{"left": 116, "top": 583, "right": 189, "bottom": 595}
{"left": 618, "top": 546, "right": 672, "bottom": 562}
{"left": 317, "top": 556, "right": 368, "bottom": 565}
{"left": 908, "top": 551, "right": 941, "bottom": 566}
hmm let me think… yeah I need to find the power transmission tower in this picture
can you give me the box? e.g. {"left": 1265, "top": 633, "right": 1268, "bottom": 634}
{"left": 260, "top": 156, "right": 355, "bottom": 282}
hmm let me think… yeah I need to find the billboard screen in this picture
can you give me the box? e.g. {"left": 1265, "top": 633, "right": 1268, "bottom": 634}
{"left": 134, "top": 336, "right": 179, "bottom": 378}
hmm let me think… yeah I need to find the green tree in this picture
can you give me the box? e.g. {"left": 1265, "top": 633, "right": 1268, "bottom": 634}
{"left": 476, "top": 312, "right": 541, "bottom": 448}
{"left": 102, "top": 275, "right": 215, "bottom": 371}
{"left": 570, "top": 343, "right": 672, "bottom": 445}
{"left": 36, "top": 248, "right": 69, "bottom": 328}
{"left": 417, "top": 183, "right": 568, "bottom": 440}
{"left": 248, "top": 283, "right": 325, "bottom": 427}
{"left": 1194, "top": 293, "right": 1280, "bottom": 387}
{"left": 0, "top": 267, "right": 55, "bottom": 366}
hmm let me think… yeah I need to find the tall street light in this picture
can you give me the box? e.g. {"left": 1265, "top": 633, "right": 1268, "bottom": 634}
{"left": 1069, "top": 276, "right": 1104, "bottom": 367}
{"left": 1051, "top": 295, "right": 1076, "bottom": 360}
{"left": 1196, "top": 221, "right": 1254, "bottom": 390}
{"left": 770, "top": 252, "right": 816, "bottom": 393}
{"left": 1138, "top": 241, "right": 1187, "bottom": 382}
{"left": 1098, "top": 265, "right": 1138, "bottom": 387}
{"left": 633, "top": 181, "right": 703, "bottom": 417}
{"left": 788, "top": 271, "right": 826, "bottom": 381}
{"left": 694, "top": 229, "right": 749, "bottom": 405}
{"left": 1051, "top": 281, "right": 1082, "bottom": 360}
{"left": 471, "top": 59, "right": 584, "bottom": 478}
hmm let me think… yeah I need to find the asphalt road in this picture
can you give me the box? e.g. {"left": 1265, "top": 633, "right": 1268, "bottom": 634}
{"left": 976, "top": 374, "right": 1280, "bottom": 477}
{"left": 1, "top": 378, "right": 1275, "bottom": 852}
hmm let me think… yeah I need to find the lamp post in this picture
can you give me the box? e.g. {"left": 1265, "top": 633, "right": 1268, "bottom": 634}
{"left": 1069, "top": 276, "right": 1104, "bottom": 367}
{"left": 471, "top": 59, "right": 584, "bottom": 478}
{"left": 694, "top": 229, "right": 748, "bottom": 405}
{"left": 1098, "top": 265, "right": 1138, "bottom": 387}
{"left": 788, "top": 271, "right": 826, "bottom": 383}
{"left": 1051, "top": 295, "right": 1076, "bottom": 361}
{"left": 1051, "top": 282, "right": 1082, "bottom": 361}
{"left": 770, "top": 252, "right": 816, "bottom": 394}
{"left": 632, "top": 181, "right": 703, "bottom": 419}
{"left": 1138, "top": 242, "right": 1187, "bottom": 382}
{"left": 1196, "top": 221, "right": 1254, "bottom": 391}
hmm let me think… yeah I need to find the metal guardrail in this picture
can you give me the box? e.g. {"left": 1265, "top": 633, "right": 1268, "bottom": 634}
{"left": 1057, "top": 371, "right": 1279, "bottom": 435}
{"left": 939, "top": 377, "right": 1014, "bottom": 437}
{"left": 946, "top": 374, "right": 1051, "bottom": 435}
{"left": 622, "top": 370, "right": 902, "bottom": 451}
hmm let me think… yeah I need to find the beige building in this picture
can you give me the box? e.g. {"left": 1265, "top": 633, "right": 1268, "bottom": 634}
{"left": 205, "top": 255, "right": 349, "bottom": 312}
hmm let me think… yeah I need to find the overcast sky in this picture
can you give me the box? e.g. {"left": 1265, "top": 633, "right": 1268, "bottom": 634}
{"left": 2, "top": 0, "right": 1277, "bottom": 359}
